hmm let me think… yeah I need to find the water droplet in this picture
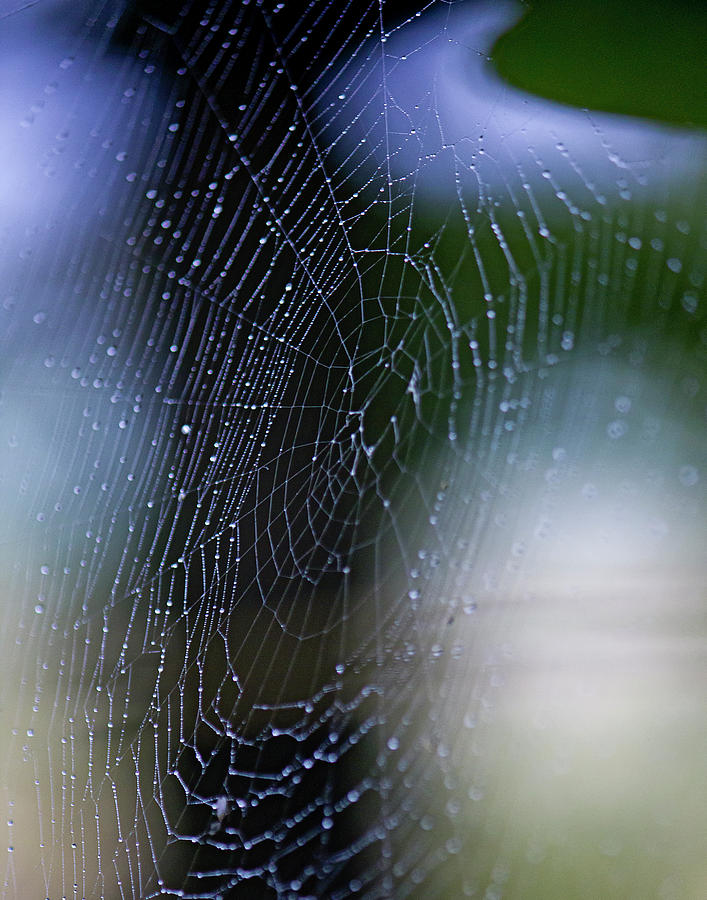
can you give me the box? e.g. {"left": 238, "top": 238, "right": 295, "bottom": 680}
{"left": 678, "top": 465, "right": 698, "bottom": 487}
{"left": 607, "top": 420, "right": 628, "bottom": 439}
{"left": 614, "top": 395, "right": 631, "bottom": 413}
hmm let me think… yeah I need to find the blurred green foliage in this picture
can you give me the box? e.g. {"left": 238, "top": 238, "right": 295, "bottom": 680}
{"left": 492, "top": 0, "right": 707, "bottom": 129}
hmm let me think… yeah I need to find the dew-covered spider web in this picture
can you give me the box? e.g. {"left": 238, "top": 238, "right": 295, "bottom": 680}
{"left": 0, "top": 0, "right": 705, "bottom": 897}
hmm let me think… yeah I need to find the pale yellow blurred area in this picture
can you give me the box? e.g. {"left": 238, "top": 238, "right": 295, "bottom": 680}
{"left": 415, "top": 351, "right": 707, "bottom": 898}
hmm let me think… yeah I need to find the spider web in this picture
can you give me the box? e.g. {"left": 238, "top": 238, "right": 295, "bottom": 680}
{"left": 0, "top": 0, "right": 705, "bottom": 898}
